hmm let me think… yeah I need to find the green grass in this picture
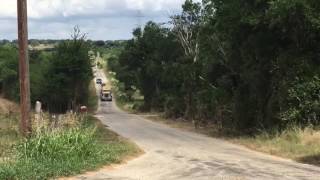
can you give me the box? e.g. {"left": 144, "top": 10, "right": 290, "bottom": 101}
{"left": 0, "top": 115, "right": 140, "bottom": 180}
{"left": 0, "top": 114, "right": 19, "bottom": 164}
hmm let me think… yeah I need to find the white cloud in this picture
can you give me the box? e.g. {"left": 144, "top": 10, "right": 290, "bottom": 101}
{"left": 0, "top": 1, "right": 17, "bottom": 18}
{"left": 0, "top": 0, "right": 187, "bottom": 18}
{"left": 0, "top": 0, "right": 192, "bottom": 40}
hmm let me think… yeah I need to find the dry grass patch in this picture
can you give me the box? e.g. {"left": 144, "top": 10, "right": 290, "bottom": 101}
{"left": 0, "top": 97, "right": 19, "bottom": 114}
{"left": 234, "top": 127, "right": 320, "bottom": 166}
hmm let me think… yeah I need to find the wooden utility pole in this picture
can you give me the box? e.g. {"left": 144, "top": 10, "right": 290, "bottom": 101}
{"left": 17, "top": 0, "right": 31, "bottom": 136}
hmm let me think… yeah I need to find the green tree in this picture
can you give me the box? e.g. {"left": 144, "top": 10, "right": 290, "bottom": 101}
{"left": 110, "top": 0, "right": 320, "bottom": 133}
{"left": 43, "top": 27, "right": 93, "bottom": 113}
{"left": 0, "top": 45, "right": 19, "bottom": 100}
{"left": 202, "top": 0, "right": 320, "bottom": 131}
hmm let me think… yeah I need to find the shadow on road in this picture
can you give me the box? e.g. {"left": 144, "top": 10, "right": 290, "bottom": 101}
{"left": 299, "top": 154, "right": 320, "bottom": 166}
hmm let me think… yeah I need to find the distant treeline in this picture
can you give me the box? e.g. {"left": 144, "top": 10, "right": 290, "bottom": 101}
{"left": 0, "top": 39, "right": 62, "bottom": 46}
{"left": 0, "top": 39, "right": 126, "bottom": 48}
{"left": 108, "top": 0, "right": 320, "bottom": 133}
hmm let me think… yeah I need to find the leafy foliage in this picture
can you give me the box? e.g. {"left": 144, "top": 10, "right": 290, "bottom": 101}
{"left": 109, "top": 0, "right": 320, "bottom": 133}
{"left": 42, "top": 28, "right": 92, "bottom": 113}
{"left": 281, "top": 76, "right": 320, "bottom": 126}
{"left": 0, "top": 27, "right": 93, "bottom": 113}
{"left": 0, "top": 45, "right": 19, "bottom": 100}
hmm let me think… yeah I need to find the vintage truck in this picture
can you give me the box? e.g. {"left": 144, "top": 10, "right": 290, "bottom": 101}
{"left": 100, "top": 86, "right": 112, "bottom": 101}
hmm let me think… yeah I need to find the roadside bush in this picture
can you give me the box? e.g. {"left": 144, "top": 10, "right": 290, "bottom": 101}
{"left": 164, "top": 96, "right": 185, "bottom": 118}
{"left": 281, "top": 76, "right": 320, "bottom": 126}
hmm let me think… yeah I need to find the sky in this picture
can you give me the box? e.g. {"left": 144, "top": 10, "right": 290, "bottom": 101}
{"left": 0, "top": 0, "right": 189, "bottom": 40}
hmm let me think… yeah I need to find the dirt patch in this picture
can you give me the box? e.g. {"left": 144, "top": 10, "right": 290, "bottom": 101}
{"left": 0, "top": 98, "right": 19, "bottom": 114}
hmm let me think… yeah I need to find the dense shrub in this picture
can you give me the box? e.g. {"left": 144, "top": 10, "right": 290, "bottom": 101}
{"left": 281, "top": 76, "right": 320, "bottom": 126}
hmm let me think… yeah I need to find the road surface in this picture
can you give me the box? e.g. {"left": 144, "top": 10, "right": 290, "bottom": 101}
{"left": 78, "top": 69, "right": 320, "bottom": 180}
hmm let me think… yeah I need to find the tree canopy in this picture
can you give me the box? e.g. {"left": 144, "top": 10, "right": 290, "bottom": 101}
{"left": 109, "top": 0, "right": 320, "bottom": 133}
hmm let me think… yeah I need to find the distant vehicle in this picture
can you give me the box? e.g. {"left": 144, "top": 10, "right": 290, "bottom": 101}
{"left": 96, "top": 78, "right": 102, "bottom": 84}
{"left": 101, "top": 90, "right": 112, "bottom": 101}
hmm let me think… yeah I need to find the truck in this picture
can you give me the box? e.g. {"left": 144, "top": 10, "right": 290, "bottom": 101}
{"left": 100, "top": 86, "right": 112, "bottom": 101}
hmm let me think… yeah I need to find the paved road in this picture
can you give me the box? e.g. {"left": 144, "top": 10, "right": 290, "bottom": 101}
{"left": 78, "top": 70, "right": 320, "bottom": 180}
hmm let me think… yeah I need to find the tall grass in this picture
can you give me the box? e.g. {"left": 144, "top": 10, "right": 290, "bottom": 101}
{"left": 0, "top": 114, "right": 19, "bottom": 164}
{"left": 235, "top": 126, "right": 320, "bottom": 165}
{"left": 0, "top": 115, "right": 139, "bottom": 180}
{"left": 18, "top": 127, "right": 98, "bottom": 161}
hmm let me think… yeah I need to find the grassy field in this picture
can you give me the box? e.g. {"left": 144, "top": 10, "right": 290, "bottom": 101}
{"left": 0, "top": 113, "right": 140, "bottom": 180}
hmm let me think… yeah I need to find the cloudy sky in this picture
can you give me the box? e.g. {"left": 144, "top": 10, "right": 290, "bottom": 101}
{"left": 0, "top": 0, "right": 189, "bottom": 40}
